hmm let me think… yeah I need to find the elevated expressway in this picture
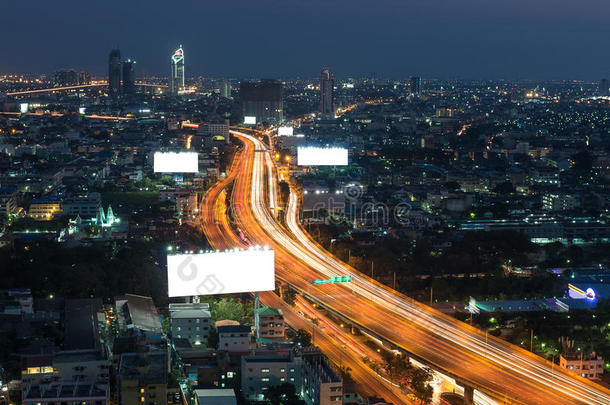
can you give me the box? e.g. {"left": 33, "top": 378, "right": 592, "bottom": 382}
{"left": 202, "top": 129, "right": 610, "bottom": 405}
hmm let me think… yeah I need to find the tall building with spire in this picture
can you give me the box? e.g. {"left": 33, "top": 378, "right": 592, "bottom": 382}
{"left": 108, "top": 49, "right": 121, "bottom": 97}
{"left": 320, "top": 68, "right": 334, "bottom": 116}
{"left": 170, "top": 46, "right": 185, "bottom": 94}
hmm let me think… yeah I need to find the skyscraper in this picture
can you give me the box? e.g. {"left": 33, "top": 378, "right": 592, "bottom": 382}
{"left": 410, "top": 76, "right": 422, "bottom": 96}
{"left": 170, "top": 46, "right": 185, "bottom": 94}
{"left": 108, "top": 49, "right": 121, "bottom": 97}
{"left": 320, "top": 68, "right": 334, "bottom": 116}
{"left": 598, "top": 78, "right": 609, "bottom": 97}
{"left": 221, "top": 81, "right": 232, "bottom": 99}
{"left": 122, "top": 59, "right": 136, "bottom": 96}
{"left": 240, "top": 79, "right": 283, "bottom": 123}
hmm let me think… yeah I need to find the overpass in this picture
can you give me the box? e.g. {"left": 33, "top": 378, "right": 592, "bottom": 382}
{"left": 5, "top": 82, "right": 166, "bottom": 96}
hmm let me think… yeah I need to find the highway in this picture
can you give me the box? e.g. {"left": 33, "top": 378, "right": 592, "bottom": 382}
{"left": 199, "top": 139, "right": 418, "bottom": 402}
{"left": 206, "top": 128, "right": 610, "bottom": 404}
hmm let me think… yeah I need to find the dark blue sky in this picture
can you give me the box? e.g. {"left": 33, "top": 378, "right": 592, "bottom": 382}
{"left": 2, "top": 0, "right": 609, "bottom": 80}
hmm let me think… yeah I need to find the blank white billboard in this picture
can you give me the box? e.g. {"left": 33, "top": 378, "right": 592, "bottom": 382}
{"left": 297, "top": 147, "right": 348, "bottom": 166}
{"left": 167, "top": 249, "right": 275, "bottom": 297}
{"left": 244, "top": 116, "right": 256, "bottom": 125}
{"left": 278, "top": 126, "right": 294, "bottom": 136}
{"left": 154, "top": 152, "right": 199, "bottom": 173}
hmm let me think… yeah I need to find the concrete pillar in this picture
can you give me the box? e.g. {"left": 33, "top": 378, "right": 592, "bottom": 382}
{"left": 463, "top": 385, "right": 474, "bottom": 405}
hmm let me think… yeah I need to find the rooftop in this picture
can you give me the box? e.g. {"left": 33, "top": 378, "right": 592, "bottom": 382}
{"left": 256, "top": 306, "right": 283, "bottom": 317}
{"left": 119, "top": 351, "right": 168, "bottom": 384}
{"left": 218, "top": 325, "right": 251, "bottom": 334}
{"left": 195, "top": 388, "right": 237, "bottom": 405}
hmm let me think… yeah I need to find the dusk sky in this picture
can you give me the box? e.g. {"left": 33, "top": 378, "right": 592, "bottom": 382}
{"left": 2, "top": 0, "right": 609, "bottom": 80}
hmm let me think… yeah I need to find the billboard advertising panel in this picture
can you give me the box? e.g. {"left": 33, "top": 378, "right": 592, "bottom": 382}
{"left": 167, "top": 249, "right": 275, "bottom": 297}
{"left": 278, "top": 126, "right": 294, "bottom": 136}
{"left": 297, "top": 146, "right": 348, "bottom": 166}
{"left": 244, "top": 116, "right": 256, "bottom": 125}
{"left": 154, "top": 152, "right": 199, "bottom": 173}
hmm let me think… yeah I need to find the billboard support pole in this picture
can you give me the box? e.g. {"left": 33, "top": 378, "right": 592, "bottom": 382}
{"left": 254, "top": 291, "right": 260, "bottom": 341}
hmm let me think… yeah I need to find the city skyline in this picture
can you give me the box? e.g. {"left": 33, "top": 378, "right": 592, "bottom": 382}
{"left": 2, "top": 2, "right": 610, "bottom": 404}
{"left": 1, "top": 0, "right": 610, "bottom": 80}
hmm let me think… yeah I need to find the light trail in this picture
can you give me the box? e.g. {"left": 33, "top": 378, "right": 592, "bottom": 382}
{"left": 200, "top": 128, "right": 610, "bottom": 405}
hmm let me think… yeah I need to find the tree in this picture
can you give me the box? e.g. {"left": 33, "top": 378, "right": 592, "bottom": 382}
{"left": 381, "top": 350, "right": 412, "bottom": 380}
{"left": 444, "top": 181, "right": 461, "bottom": 192}
{"left": 207, "top": 327, "right": 219, "bottom": 349}
{"left": 286, "top": 328, "right": 312, "bottom": 347}
{"left": 492, "top": 181, "right": 515, "bottom": 195}
{"left": 282, "top": 286, "right": 296, "bottom": 306}
{"left": 262, "top": 382, "right": 305, "bottom": 405}
{"left": 410, "top": 368, "right": 434, "bottom": 404}
{"left": 210, "top": 297, "right": 246, "bottom": 324}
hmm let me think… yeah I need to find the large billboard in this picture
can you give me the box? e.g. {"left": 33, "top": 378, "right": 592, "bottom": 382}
{"left": 154, "top": 152, "right": 199, "bottom": 173}
{"left": 244, "top": 116, "right": 257, "bottom": 125}
{"left": 297, "top": 146, "right": 348, "bottom": 166}
{"left": 167, "top": 249, "right": 275, "bottom": 297}
{"left": 278, "top": 126, "right": 294, "bottom": 136}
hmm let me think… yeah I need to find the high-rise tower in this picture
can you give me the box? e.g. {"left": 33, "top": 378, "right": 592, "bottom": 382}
{"left": 598, "top": 78, "right": 609, "bottom": 97}
{"left": 122, "top": 59, "right": 136, "bottom": 96}
{"left": 410, "top": 76, "right": 422, "bottom": 96}
{"left": 320, "top": 68, "right": 334, "bottom": 116}
{"left": 240, "top": 79, "right": 283, "bottom": 123}
{"left": 108, "top": 49, "right": 121, "bottom": 97}
{"left": 170, "top": 46, "right": 185, "bottom": 94}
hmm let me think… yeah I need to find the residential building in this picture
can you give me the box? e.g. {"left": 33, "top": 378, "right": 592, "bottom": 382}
{"left": 62, "top": 193, "right": 102, "bottom": 218}
{"left": 28, "top": 196, "right": 62, "bottom": 220}
{"left": 301, "top": 348, "right": 343, "bottom": 405}
{"left": 560, "top": 352, "right": 604, "bottom": 380}
{"left": 241, "top": 347, "right": 302, "bottom": 402}
{"left": 542, "top": 193, "right": 580, "bottom": 211}
{"left": 0, "top": 188, "right": 18, "bottom": 225}
{"left": 218, "top": 325, "right": 251, "bottom": 353}
{"left": 118, "top": 351, "right": 168, "bottom": 405}
{"left": 256, "top": 306, "right": 284, "bottom": 339}
{"left": 169, "top": 302, "right": 211, "bottom": 346}
{"left": 115, "top": 294, "right": 163, "bottom": 337}
{"left": 195, "top": 389, "right": 237, "bottom": 405}
{"left": 53, "top": 349, "right": 110, "bottom": 384}
{"left": 22, "top": 382, "right": 108, "bottom": 405}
